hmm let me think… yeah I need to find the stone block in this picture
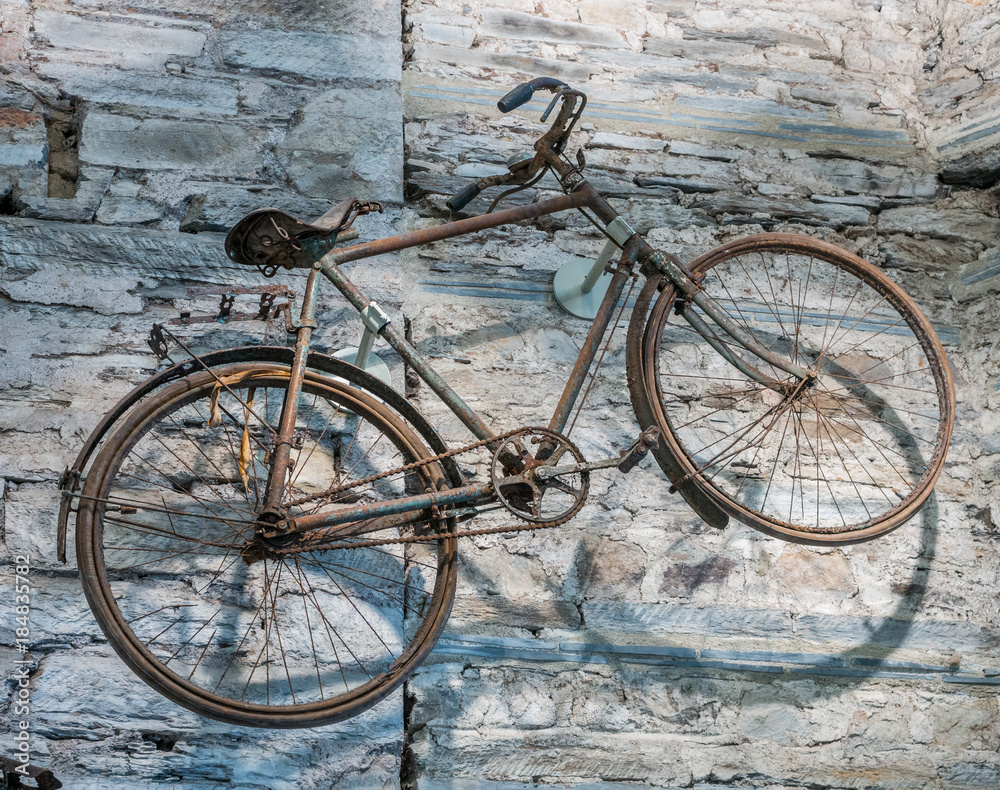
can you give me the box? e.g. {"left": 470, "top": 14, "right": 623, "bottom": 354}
{"left": 612, "top": 200, "right": 712, "bottom": 233}
{"left": 278, "top": 86, "right": 404, "bottom": 204}
{"left": 235, "top": 77, "right": 313, "bottom": 121}
{"left": 674, "top": 94, "right": 821, "bottom": 120}
{"left": 422, "top": 22, "right": 476, "bottom": 48}
{"left": 84, "top": 0, "right": 401, "bottom": 38}
{"left": 939, "top": 147, "right": 1000, "bottom": 189}
{"left": 409, "top": 42, "right": 597, "bottom": 82}
{"left": 0, "top": 106, "right": 47, "bottom": 196}
{"left": 879, "top": 236, "right": 981, "bottom": 274}
{"left": 779, "top": 121, "right": 910, "bottom": 143}
{"left": 579, "top": 0, "right": 645, "bottom": 33}
{"left": 0, "top": 0, "right": 30, "bottom": 62}
{"left": 0, "top": 82, "right": 40, "bottom": 113}
{"left": 919, "top": 72, "right": 984, "bottom": 112}
{"left": 36, "top": 63, "right": 239, "bottom": 116}
{"left": 643, "top": 35, "right": 758, "bottom": 62}
{"left": 0, "top": 141, "right": 46, "bottom": 167}
{"left": 0, "top": 259, "right": 143, "bottom": 314}
{"left": 878, "top": 206, "right": 1000, "bottom": 244}
{"left": 806, "top": 157, "right": 939, "bottom": 198}
{"left": 2, "top": 484, "right": 70, "bottom": 569}
{"left": 757, "top": 182, "right": 799, "bottom": 196}
{"left": 810, "top": 193, "right": 881, "bottom": 209}
{"left": 589, "top": 132, "right": 666, "bottom": 151}
{"left": 480, "top": 9, "right": 627, "bottom": 48}
{"left": 0, "top": 216, "right": 236, "bottom": 282}
{"left": 15, "top": 169, "right": 112, "bottom": 223}
{"left": 179, "top": 186, "right": 332, "bottom": 233}
{"left": 94, "top": 196, "right": 162, "bottom": 225}
{"left": 692, "top": 192, "right": 870, "bottom": 227}
{"left": 221, "top": 30, "right": 401, "bottom": 82}
{"left": 679, "top": 25, "right": 824, "bottom": 51}
{"left": 790, "top": 85, "right": 838, "bottom": 107}
{"left": 33, "top": 9, "right": 206, "bottom": 61}
{"left": 586, "top": 148, "right": 731, "bottom": 180}
{"left": 79, "top": 113, "right": 269, "bottom": 177}
{"left": 635, "top": 175, "right": 722, "bottom": 193}
{"left": 668, "top": 140, "right": 740, "bottom": 161}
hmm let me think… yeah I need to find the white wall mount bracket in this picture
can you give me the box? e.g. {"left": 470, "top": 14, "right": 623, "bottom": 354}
{"left": 333, "top": 301, "right": 392, "bottom": 386}
{"left": 552, "top": 238, "right": 619, "bottom": 320}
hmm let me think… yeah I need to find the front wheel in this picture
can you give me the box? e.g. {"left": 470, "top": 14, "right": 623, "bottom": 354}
{"left": 631, "top": 234, "right": 955, "bottom": 545}
{"left": 76, "top": 362, "right": 458, "bottom": 727}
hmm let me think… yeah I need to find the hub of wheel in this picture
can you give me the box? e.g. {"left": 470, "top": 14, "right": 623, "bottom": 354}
{"left": 241, "top": 518, "right": 303, "bottom": 564}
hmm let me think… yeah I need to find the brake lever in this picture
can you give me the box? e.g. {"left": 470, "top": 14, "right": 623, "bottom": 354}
{"left": 540, "top": 88, "right": 571, "bottom": 122}
{"left": 539, "top": 89, "right": 588, "bottom": 154}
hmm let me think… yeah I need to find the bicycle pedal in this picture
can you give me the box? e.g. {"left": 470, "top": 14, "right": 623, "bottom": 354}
{"left": 617, "top": 426, "right": 661, "bottom": 474}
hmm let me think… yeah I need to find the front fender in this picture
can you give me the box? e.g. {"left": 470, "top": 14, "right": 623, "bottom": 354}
{"left": 625, "top": 276, "right": 729, "bottom": 530}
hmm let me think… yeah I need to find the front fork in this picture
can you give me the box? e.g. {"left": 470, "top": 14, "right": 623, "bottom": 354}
{"left": 260, "top": 265, "right": 322, "bottom": 520}
{"left": 642, "top": 250, "right": 814, "bottom": 390}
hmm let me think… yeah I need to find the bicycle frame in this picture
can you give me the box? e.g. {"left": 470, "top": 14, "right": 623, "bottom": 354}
{"left": 260, "top": 178, "right": 813, "bottom": 537}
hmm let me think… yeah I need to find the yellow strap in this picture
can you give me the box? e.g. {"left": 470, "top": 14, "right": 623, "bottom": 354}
{"left": 238, "top": 387, "right": 256, "bottom": 495}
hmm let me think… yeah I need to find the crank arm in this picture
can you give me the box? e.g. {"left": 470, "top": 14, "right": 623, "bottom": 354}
{"left": 536, "top": 427, "right": 661, "bottom": 478}
{"left": 536, "top": 457, "right": 619, "bottom": 478}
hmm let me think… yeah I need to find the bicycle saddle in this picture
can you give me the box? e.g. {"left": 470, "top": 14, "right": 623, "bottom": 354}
{"left": 225, "top": 197, "right": 382, "bottom": 275}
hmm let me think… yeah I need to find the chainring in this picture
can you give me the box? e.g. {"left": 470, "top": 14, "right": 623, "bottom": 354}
{"left": 489, "top": 427, "right": 589, "bottom": 525}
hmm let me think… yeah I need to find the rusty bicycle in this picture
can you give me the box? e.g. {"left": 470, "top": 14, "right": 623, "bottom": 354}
{"left": 61, "top": 78, "right": 955, "bottom": 728}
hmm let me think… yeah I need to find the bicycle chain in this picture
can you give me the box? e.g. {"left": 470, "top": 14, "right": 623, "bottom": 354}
{"left": 274, "top": 516, "right": 567, "bottom": 554}
{"left": 284, "top": 426, "right": 530, "bottom": 509}
{"left": 276, "top": 426, "right": 571, "bottom": 553}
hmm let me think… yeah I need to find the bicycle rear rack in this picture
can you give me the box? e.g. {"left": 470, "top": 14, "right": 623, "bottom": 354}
{"left": 148, "top": 284, "right": 296, "bottom": 361}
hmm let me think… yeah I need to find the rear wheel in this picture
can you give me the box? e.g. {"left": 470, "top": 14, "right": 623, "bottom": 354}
{"left": 76, "top": 363, "right": 457, "bottom": 727}
{"left": 636, "top": 234, "right": 954, "bottom": 544}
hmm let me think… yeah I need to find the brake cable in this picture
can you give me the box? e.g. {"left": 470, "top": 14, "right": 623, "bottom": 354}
{"left": 485, "top": 167, "right": 549, "bottom": 214}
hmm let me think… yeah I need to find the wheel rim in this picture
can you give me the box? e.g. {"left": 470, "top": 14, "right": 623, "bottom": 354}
{"left": 77, "top": 366, "right": 456, "bottom": 727}
{"left": 645, "top": 234, "right": 954, "bottom": 542}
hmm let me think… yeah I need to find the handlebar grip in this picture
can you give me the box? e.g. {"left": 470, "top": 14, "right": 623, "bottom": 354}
{"left": 445, "top": 182, "right": 483, "bottom": 212}
{"left": 498, "top": 77, "right": 569, "bottom": 113}
{"left": 498, "top": 83, "right": 535, "bottom": 113}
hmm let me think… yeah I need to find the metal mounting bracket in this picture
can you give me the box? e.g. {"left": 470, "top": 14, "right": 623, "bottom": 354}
{"left": 605, "top": 217, "right": 636, "bottom": 247}
{"left": 360, "top": 302, "right": 391, "bottom": 335}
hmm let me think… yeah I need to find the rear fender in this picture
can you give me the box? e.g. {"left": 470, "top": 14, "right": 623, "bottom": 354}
{"left": 57, "top": 346, "right": 460, "bottom": 562}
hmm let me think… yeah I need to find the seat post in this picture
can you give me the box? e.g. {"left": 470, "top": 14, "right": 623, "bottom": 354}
{"left": 261, "top": 265, "right": 322, "bottom": 519}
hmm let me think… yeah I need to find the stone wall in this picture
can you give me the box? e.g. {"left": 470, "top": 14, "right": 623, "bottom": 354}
{"left": 2, "top": 1, "right": 1000, "bottom": 788}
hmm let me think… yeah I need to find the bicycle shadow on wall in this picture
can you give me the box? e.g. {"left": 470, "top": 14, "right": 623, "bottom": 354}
{"left": 509, "top": 366, "right": 942, "bottom": 683}
{"left": 412, "top": 293, "right": 945, "bottom": 684}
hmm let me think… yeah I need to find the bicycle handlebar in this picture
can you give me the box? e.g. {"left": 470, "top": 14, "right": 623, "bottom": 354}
{"left": 445, "top": 182, "right": 483, "bottom": 212}
{"left": 446, "top": 77, "right": 581, "bottom": 212}
{"left": 445, "top": 170, "right": 519, "bottom": 212}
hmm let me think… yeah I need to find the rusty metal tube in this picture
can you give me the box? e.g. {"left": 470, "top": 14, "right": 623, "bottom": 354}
{"left": 263, "top": 267, "right": 320, "bottom": 512}
{"left": 318, "top": 259, "right": 497, "bottom": 442}
{"left": 548, "top": 264, "right": 633, "bottom": 435}
{"left": 287, "top": 481, "right": 494, "bottom": 534}
{"left": 325, "top": 192, "right": 590, "bottom": 266}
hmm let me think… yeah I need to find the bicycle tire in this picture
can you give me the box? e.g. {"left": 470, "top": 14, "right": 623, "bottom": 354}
{"left": 76, "top": 362, "right": 458, "bottom": 727}
{"left": 631, "top": 233, "right": 954, "bottom": 544}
